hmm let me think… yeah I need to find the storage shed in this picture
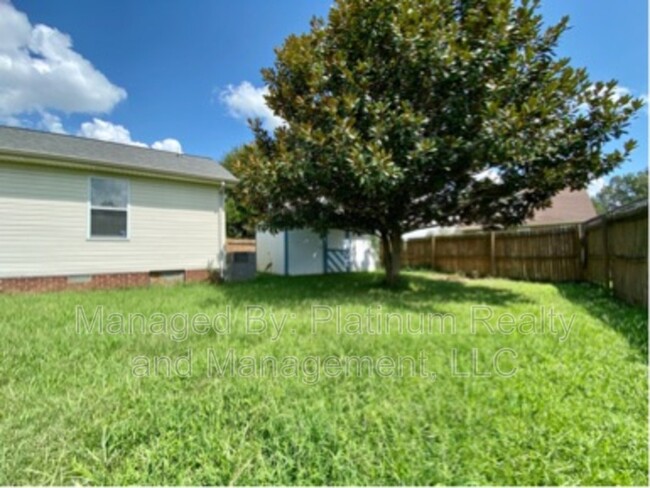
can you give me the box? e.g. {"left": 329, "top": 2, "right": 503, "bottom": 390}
{"left": 256, "top": 229, "right": 378, "bottom": 276}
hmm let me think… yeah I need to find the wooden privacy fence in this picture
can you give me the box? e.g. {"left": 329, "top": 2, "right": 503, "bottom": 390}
{"left": 405, "top": 225, "right": 582, "bottom": 281}
{"left": 226, "top": 239, "right": 256, "bottom": 253}
{"left": 403, "top": 200, "right": 648, "bottom": 307}
{"left": 583, "top": 202, "right": 648, "bottom": 306}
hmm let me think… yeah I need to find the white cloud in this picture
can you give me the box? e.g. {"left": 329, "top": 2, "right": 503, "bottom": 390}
{"left": 587, "top": 177, "right": 606, "bottom": 197}
{"left": 78, "top": 118, "right": 183, "bottom": 153}
{"left": 78, "top": 118, "right": 147, "bottom": 147}
{"left": 38, "top": 112, "right": 66, "bottom": 134}
{"left": 220, "top": 81, "right": 285, "bottom": 131}
{"left": 151, "top": 138, "right": 183, "bottom": 153}
{"left": 0, "top": 2, "right": 126, "bottom": 118}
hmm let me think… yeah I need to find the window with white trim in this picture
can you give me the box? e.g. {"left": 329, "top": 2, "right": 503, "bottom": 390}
{"left": 89, "top": 177, "right": 129, "bottom": 238}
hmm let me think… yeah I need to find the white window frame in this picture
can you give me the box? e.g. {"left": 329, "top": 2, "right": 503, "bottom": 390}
{"left": 87, "top": 176, "right": 130, "bottom": 240}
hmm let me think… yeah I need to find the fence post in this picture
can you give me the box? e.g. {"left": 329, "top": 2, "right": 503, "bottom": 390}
{"left": 602, "top": 215, "right": 610, "bottom": 289}
{"left": 490, "top": 231, "right": 496, "bottom": 276}
{"left": 430, "top": 235, "right": 436, "bottom": 270}
{"left": 577, "top": 223, "right": 586, "bottom": 279}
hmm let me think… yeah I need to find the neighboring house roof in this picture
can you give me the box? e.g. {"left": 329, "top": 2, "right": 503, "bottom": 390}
{"left": 0, "top": 126, "right": 236, "bottom": 185}
{"left": 525, "top": 188, "right": 597, "bottom": 226}
{"left": 403, "top": 188, "right": 597, "bottom": 240}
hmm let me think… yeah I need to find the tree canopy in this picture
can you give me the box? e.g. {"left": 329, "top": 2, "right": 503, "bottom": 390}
{"left": 592, "top": 170, "right": 648, "bottom": 214}
{"left": 232, "top": 0, "right": 643, "bottom": 283}
{"left": 221, "top": 145, "right": 258, "bottom": 238}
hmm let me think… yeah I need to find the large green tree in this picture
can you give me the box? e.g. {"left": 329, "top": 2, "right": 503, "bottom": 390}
{"left": 234, "top": 0, "right": 643, "bottom": 284}
{"left": 592, "top": 170, "right": 648, "bottom": 214}
{"left": 221, "top": 144, "right": 258, "bottom": 238}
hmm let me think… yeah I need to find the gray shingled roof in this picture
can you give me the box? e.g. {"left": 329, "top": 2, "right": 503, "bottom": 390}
{"left": 0, "top": 126, "right": 236, "bottom": 184}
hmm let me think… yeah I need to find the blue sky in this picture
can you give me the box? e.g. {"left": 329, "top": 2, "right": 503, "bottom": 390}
{"left": 2, "top": 0, "right": 647, "bottom": 191}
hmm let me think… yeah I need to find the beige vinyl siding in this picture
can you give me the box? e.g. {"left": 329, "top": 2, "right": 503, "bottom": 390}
{"left": 0, "top": 161, "right": 226, "bottom": 278}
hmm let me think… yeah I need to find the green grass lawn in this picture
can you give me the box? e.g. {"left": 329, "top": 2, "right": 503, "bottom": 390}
{"left": 0, "top": 272, "right": 647, "bottom": 485}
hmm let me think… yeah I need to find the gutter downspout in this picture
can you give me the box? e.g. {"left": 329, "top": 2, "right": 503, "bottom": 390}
{"left": 219, "top": 182, "right": 227, "bottom": 279}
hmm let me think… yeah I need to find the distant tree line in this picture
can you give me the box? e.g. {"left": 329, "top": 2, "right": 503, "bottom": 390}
{"left": 592, "top": 169, "right": 648, "bottom": 214}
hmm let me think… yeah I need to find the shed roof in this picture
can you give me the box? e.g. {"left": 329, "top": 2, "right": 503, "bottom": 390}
{"left": 0, "top": 126, "right": 236, "bottom": 184}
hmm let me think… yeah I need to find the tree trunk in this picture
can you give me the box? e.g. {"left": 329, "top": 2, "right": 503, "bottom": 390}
{"left": 381, "top": 232, "right": 403, "bottom": 286}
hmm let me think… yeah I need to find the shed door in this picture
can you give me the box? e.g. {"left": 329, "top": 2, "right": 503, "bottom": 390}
{"left": 325, "top": 248, "right": 351, "bottom": 273}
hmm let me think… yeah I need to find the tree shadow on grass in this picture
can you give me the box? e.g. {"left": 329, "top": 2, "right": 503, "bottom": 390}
{"left": 212, "top": 272, "right": 532, "bottom": 315}
{"left": 554, "top": 282, "right": 648, "bottom": 361}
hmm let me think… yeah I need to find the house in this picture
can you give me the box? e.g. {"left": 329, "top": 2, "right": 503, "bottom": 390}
{"left": 0, "top": 126, "right": 236, "bottom": 292}
{"left": 256, "top": 229, "right": 378, "bottom": 276}
{"left": 403, "top": 188, "right": 597, "bottom": 240}
{"left": 524, "top": 188, "right": 597, "bottom": 226}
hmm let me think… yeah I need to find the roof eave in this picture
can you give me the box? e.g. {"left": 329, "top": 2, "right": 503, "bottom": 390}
{"left": 0, "top": 149, "right": 238, "bottom": 187}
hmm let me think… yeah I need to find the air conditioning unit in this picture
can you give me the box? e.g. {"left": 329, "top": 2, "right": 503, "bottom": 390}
{"left": 225, "top": 252, "right": 256, "bottom": 282}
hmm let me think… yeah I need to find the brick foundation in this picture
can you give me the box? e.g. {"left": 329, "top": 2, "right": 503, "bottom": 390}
{"left": 0, "top": 269, "right": 217, "bottom": 294}
{"left": 185, "top": 269, "right": 213, "bottom": 283}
